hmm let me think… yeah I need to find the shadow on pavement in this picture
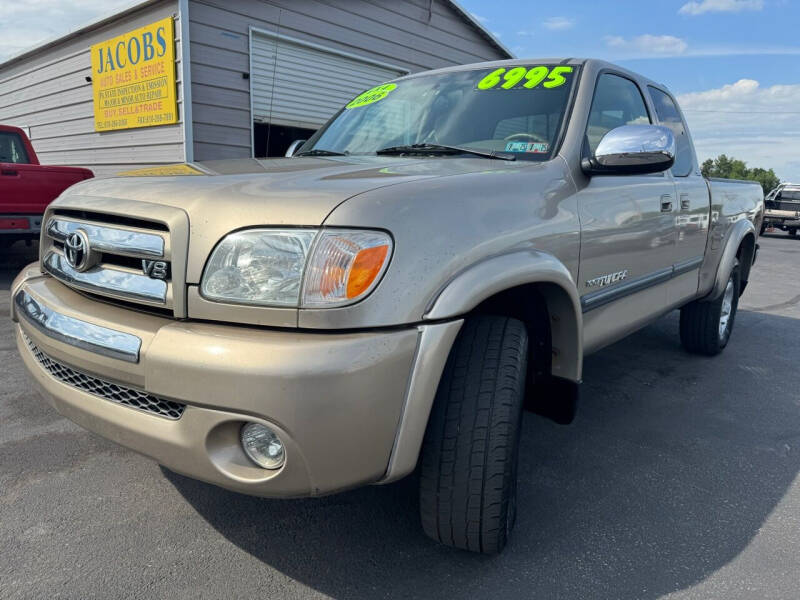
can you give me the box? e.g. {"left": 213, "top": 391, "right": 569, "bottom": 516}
{"left": 165, "top": 308, "right": 800, "bottom": 599}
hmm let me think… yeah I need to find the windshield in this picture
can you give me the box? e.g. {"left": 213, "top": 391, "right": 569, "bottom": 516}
{"left": 302, "top": 64, "right": 578, "bottom": 161}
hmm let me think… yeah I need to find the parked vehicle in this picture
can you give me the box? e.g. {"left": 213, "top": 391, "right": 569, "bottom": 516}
{"left": 762, "top": 183, "right": 800, "bottom": 236}
{"left": 0, "top": 125, "right": 93, "bottom": 249}
{"left": 11, "top": 59, "right": 763, "bottom": 554}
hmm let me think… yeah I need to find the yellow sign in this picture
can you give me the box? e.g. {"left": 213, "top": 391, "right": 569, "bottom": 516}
{"left": 91, "top": 17, "right": 178, "bottom": 132}
{"left": 117, "top": 164, "right": 204, "bottom": 177}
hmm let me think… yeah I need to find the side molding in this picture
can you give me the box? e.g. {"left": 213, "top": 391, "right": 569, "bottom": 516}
{"left": 424, "top": 249, "right": 583, "bottom": 382}
{"left": 705, "top": 219, "right": 755, "bottom": 301}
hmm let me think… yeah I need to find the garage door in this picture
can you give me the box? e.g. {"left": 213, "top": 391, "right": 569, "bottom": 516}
{"left": 250, "top": 29, "right": 407, "bottom": 130}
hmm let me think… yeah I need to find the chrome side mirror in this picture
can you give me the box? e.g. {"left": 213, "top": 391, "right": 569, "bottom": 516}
{"left": 285, "top": 139, "right": 307, "bottom": 157}
{"left": 582, "top": 125, "right": 675, "bottom": 175}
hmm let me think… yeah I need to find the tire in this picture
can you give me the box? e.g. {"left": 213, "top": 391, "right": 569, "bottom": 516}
{"left": 790, "top": 228, "right": 797, "bottom": 237}
{"left": 419, "top": 315, "right": 528, "bottom": 554}
{"left": 680, "top": 259, "right": 740, "bottom": 356}
{"left": 759, "top": 222, "right": 766, "bottom": 236}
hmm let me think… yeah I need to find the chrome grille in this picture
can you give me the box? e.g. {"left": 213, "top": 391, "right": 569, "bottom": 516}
{"left": 24, "top": 335, "right": 185, "bottom": 420}
{"left": 42, "top": 213, "right": 174, "bottom": 313}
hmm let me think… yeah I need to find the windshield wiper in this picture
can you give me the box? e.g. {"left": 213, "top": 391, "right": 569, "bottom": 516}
{"left": 375, "top": 143, "right": 515, "bottom": 161}
{"left": 295, "top": 148, "right": 349, "bottom": 157}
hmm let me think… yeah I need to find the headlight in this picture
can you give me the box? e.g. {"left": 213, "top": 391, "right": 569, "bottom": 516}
{"left": 201, "top": 229, "right": 316, "bottom": 306}
{"left": 200, "top": 228, "right": 392, "bottom": 308}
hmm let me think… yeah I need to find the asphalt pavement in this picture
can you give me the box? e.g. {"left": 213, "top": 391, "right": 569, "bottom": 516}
{"left": 1, "top": 233, "right": 799, "bottom": 599}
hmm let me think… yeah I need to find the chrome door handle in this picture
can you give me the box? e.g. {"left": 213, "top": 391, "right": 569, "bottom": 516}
{"left": 680, "top": 193, "right": 690, "bottom": 210}
{"left": 660, "top": 195, "right": 673, "bottom": 212}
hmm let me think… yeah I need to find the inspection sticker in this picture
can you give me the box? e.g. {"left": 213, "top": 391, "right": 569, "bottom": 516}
{"left": 504, "top": 142, "right": 550, "bottom": 153}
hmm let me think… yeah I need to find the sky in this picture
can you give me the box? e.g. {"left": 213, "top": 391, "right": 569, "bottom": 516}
{"left": 462, "top": 0, "right": 800, "bottom": 182}
{"left": 0, "top": 0, "right": 798, "bottom": 181}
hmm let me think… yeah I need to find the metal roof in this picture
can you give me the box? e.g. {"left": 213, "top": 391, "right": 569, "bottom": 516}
{"left": 0, "top": 0, "right": 513, "bottom": 70}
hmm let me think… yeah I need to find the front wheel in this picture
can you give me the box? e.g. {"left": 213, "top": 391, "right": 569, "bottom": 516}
{"left": 419, "top": 315, "right": 528, "bottom": 554}
{"left": 679, "top": 259, "right": 740, "bottom": 356}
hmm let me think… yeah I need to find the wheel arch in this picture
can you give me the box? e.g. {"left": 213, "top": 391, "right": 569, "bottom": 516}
{"left": 424, "top": 249, "right": 583, "bottom": 383}
{"left": 706, "top": 219, "right": 756, "bottom": 301}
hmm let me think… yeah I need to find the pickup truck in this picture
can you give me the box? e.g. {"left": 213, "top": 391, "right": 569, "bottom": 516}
{"left": 0, "top": 124, "right": 93, "bottom": 249}
{"left": 11, "top": 59, "right": 763, "bottom": 554}
{"left": 762, "top": 183, "right": 800, "bottom": 236}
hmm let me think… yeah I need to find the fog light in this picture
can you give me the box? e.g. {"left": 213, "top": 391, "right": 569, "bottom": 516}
{"left": 240, "top": 422, "right": 285, "bottom": 470}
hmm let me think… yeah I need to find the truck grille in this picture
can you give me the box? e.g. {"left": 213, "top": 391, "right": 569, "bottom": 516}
{"left": 24, "top": 334, "right": 185, "bottom": 420}
{"left": 41, "top": 210, "right": 177, "bottom": 315}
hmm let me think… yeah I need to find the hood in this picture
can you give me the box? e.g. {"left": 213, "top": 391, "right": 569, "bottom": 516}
{"left": 55, "top": 155, "right": 534, "bottom": 284}
{"left": 63, "top": 156, "right": 530, "bottom": 226}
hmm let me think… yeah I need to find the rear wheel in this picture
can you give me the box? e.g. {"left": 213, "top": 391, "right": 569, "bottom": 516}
{"left": 419, "top": 315, "right": 528, "bottom": 554}
{"left": 789, "top": 228, "right": 797, "bottom": 237}
{"left": 680, "top": 259, "right": 740, "bottom": 356}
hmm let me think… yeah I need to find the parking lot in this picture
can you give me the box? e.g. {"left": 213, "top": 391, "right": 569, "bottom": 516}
{"left": 1, "top": 234, "right": 799, "bottom": 599}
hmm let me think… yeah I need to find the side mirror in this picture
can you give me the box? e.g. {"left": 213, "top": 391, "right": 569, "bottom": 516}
{"left": 285, "top": 139, "right": 307, "bottom": 157}
{"left": 582, "top": 125, "right": 675, "bottom": 175}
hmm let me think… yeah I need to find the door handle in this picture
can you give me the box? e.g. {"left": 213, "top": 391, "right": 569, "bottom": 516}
{"left": 1, "top": 169, "right": 18, "bottom": 176}
{"left": 680, "top": 193, "right": 690, "bottom": 210}
{"left": 660, "top": 195, "right": 673, "bottom": 212}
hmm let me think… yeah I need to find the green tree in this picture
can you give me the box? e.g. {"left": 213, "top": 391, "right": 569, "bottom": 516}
{"left": 701, "top": 154, "right": 780, "bottom": 195}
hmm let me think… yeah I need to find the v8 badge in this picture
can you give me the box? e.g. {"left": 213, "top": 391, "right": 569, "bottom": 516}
{"left": 142, "top": 260, "right": 169, "bottom": 280}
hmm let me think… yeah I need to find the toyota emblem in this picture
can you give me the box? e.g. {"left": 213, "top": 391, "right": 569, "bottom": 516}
{"left": 64, "top": 230, "right": 91, "bottom": 271}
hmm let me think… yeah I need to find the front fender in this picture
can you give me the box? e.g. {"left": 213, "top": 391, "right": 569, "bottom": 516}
{"left": 705, "top": 219, "right": 755, "bottom": 301}
{"left": 424, "top": 249, "right": 583, "bottom": 382}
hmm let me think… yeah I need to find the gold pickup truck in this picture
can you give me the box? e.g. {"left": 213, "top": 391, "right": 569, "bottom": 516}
{"left": 11, "top": 58, "right": 763, "bottom": 554}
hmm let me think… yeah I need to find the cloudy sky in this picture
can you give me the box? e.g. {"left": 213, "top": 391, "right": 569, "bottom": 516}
{"left": 1, "top": 0, "right": 798, "bottom": 180}
{"left": 465, "top": 0, "right": 800, "bottom": 182}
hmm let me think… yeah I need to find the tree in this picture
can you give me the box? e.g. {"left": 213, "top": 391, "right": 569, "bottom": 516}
{"left": 700, "top": 154, "right": 780, "bottom": 195}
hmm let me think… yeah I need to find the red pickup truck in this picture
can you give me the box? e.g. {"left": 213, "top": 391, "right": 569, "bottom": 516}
{"left": 1, "top": 125, "right": 93, "bottom": 249}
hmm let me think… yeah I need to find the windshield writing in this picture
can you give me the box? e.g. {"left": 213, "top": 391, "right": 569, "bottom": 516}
{"left": 304, "top": 65, "right": 578, "bottom": 161}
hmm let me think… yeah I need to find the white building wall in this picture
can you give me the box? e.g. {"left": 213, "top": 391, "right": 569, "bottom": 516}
{"left": 0, "top": 0, "right": 185, "bottom": 178}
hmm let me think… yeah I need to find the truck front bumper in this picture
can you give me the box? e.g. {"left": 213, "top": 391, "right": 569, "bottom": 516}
{"left": 11, "top": 267, "right": 461, "bottom": 497}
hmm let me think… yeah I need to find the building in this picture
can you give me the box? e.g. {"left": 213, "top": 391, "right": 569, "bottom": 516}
{"left": 0, "top": 0, "right": 511, "bottom": 177}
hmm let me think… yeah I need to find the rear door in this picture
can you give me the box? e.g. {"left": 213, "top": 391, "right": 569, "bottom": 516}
{"left": 576, "top": 72, "right": 677, "bottom": 322}
{"left": 648, "top": 86, "right": 710, "bottom": 304}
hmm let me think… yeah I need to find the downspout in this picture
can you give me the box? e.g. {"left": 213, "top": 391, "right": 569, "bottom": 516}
{"left": 178, "top": 0, "right": 194, "bottom": 163}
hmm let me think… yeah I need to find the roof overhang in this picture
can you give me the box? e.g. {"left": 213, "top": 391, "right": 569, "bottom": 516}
{"left": 445, "top": 0, "right": 514, "bottom": 59}
{"left": 0, "top": 0, "right": 163, "bottom": 70}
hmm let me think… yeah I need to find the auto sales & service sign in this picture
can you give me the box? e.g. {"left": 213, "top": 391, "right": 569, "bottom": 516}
{"left": 91, "top": 17, "right": 178, "bottom": 131}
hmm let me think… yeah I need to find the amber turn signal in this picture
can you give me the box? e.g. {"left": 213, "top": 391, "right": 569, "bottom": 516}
{"left": 347, "top": 245, "right": 389, "bottom": 299}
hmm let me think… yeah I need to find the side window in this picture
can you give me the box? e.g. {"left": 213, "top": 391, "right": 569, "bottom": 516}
{"left": 649, "top": 86, "right": 692, "bottom": 177}
{"left": 586, "top": 73, "right": 650, "bottom": 154}
{"left": 0, "top": 132, "right": 29, "bottom": 164}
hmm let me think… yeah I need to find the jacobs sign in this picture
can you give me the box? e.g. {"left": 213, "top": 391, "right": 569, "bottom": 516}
{"left": 91, "top": 17, "right": 178, "bottom": 132}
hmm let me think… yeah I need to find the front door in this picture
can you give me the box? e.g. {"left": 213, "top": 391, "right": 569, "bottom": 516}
{"left": 576, "top": 72, "right": 677, "bottom": 353}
